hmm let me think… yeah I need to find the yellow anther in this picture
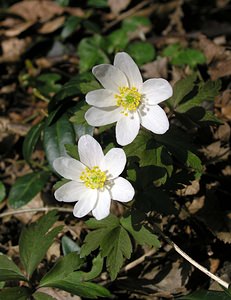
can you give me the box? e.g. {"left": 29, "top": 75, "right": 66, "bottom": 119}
{"left": 80, "top": 166, "right": 106, "bottom": 189}
{"left": 115, "top": 87, "right": 141, "bottom": 115}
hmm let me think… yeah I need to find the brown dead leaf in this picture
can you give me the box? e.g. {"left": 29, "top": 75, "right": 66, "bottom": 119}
{"left": 202, "top": 141, "right": 230, "bottom": 161}
{"left": 38, "top": 16, "right": 65, "bottom": 34}
{"left": 9, "top": 1, "right": 64, "bottom": 22}
{"left": 214, "top": 122, "right": 230, "bottom": 142}
{"left": 221, "top": 90, "right": 231, "bottom": 120}
{"left": 163, "top": 0, "right": 185, "bottom": 35}
{"left": 187, "top": 196, "right": 205, "bottom": 214}
{"left": 38, "top": 287, "right": 81, "bottom": 300}
{"left": 108, "top": 0, "right": 131, "bottom": 15}
{"left": 0, "top": 37, "right": 32, "bottom": 63}
{"left": 141, "top": 57, "right": 168, "bottom": 79}
{"left": 46, "top": 240, "right": 60, "bottom": 261}
{"left": 198, "top": 34, "right": 225, "bottom": 64}
{"left": 176, "top": 180, "right": 200, "bottom": 196}
{"left": 209, "top": 59, "right": 231, "bottom": 80}
{"left": 1, "top": 21, "right": 34, "bottom": 37}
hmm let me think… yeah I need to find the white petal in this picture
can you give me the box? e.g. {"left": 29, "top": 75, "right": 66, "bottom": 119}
{"left": 54, "top": 181, "right": 87, "bottom": 202}
{"left": 92, "top": 64, "right": 128, "bottom": 91}
{"left": 104, "top": 148, "right": 126, "bottom": 179}
{"left": 140, "top": 105, "right": 169, "bottom": 134}
{"left": 85, "top": 106, "right": 121, "bottom": 126}
{"left": 53, "top": 157, "right": 85, "bottom": 181}
{"left": 110, "top": 177, "right": 134, "bottom": 202}
{"left": 92, "top": 189, "right": 111, "bottom": 220}
{"left": 78, "top": 135, "right": 105, "bottom": 168}
{"left": 142, "top": 78, "right": 173, "bottom": 105}
{"left": 86, "top": 89, "right": 117, "bottom": 107}
{"left": 73, "top": 189, "right": 98, "bottom": 218}
{"left": 114, "top": 52, "right": 143, "bottom": 89}
{"left": 116, "top": 112, "right": 140, "bottom": 146}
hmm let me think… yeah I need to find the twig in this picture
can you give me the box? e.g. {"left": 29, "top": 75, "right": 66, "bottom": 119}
{"left": 153, "top": 224, "right": 230, "bottom": 290}
{"left": 0, "top": 207, "right": 73, "bottom": 218}
{"left": 122, "top": 248, "right": 156, "bottom": 272}
{"left": 103, "top": 0, "right": 152, "bottom": 33}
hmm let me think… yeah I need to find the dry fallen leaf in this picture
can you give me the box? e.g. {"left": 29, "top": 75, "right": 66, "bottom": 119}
{"left": 209, "top": 59, "right": 231, "bottom": 80}
{"left": 198, "top": 34, "right": 225, "bottom": 64}
{"left": 38, "top": 16, "right": 66, "bottom": 34}
{"left": 108, "top": 0, "right": 131, "bottom": 15}
{"left": 141, "top": 57, "right": 168, "bottom": 79}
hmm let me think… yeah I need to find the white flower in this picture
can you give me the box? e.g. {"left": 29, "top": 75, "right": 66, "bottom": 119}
{"left": 85, "top": 52, "right": 173, "bottom": 146}
{"left": 53, "top": 134, "right": 134, "bottom": 220}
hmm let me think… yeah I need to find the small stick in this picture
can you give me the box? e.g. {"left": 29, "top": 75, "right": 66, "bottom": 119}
{"left": 122, "top": 248, "right": 156, "bottom": 272}
{"left": 0, "top": 207, "right": 73, "bottom": 218}
{"left": 153, "top": 224, "right": 230, "bottom": 290}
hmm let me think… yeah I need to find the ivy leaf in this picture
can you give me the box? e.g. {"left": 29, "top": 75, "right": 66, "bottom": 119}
{"left": 40, "top": 252, "right": 110, "bottom": 298}
{"left": 0, "top": 287, "right": 31, "bottom": 300}
{"left": 122, "top": 16, "right": 151, "bottom": 32}
{"left": 19, "top": 210, "right": 63, "bottom": 277}
{"left": 106, "top": 29, "right": 128, "bottom": 53}
{"left": 0, "top": 254, "right": 27, "bottom": 282}
{"left": 81, "top": 215, "right": 132, "bottom": 280}
{"left": 23, "top": 121, "right": 44, "bottom": 163}
{"left": 120, "top": 215, "right": 160, "bottom": 248}
{"left": 8, "top": 171, "right": 50, "bottom": 208}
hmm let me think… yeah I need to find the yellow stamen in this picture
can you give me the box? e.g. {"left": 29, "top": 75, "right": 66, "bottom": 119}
{"left": 115, "top": 86, "right": 141, "bottom": 116}
{"left": 80, "top": 166, "right": 106, "bottom": 189}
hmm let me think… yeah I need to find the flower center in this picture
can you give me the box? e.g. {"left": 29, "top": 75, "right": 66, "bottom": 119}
{"left": 115, "top": 87, "right": 142, "bottom": 116}
{"left": 80, "top": 166, "right": 107, "bottom": 189}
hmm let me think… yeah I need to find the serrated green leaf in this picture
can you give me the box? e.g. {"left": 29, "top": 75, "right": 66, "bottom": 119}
{"left": 0, "top": 254, "right": 27, "bottom": 282}
{"left": 43, "top": 113, "right": 76, "bottom": 170}
{"left": 120, "top": 215, "right": 160, "bottom": 248}
{"left": 37, "top": 73, "right": 62, "bottom": 97}
{"left": 179, "top": 290, "right": 231, "bottom": 300}
{"left": 64, "top": 144, "right": 79, "bottom": 160}
{"left": 77, "top": 35, "right": 109, "bottom": 73}
{"left": 167, "top": 74, "right": 197, "bottom": 109}
{"left": 69, "top": 102, "right": 90, "bottom": 125}
{"left": 61, "top": 235, "right": 81, "bottom": 255}
{"left": 79, "top": 254, "right": 104, "bottom": 281}
{"left": 8, "top": 171, "right": 50, "bottom": 208}
{"left": 101, "top": 226, "right": 132, "bottom": 280}
{"left": 80, "top": 215, "right": 132, "bottom": 280}
{"left": 0, "top": 181, "right": 6, "bottom": 203}
{"left": 176, "top": 80, "right": 221, "bottom": 113}
{"left": 40, "top": 252, "right": 83, "bottom": 287}
{"left": 19, "top": 210, "right": 63, "bottom": 277}
{"left": 40, "top": 252, "right": 110, "bottom": 298}
{"left": 23, "top": 121, "right": 44, "bottom": 162}
{"left": 126, "top": 42, "right": 156, "bottom": 65}
{"left": 53, "top": 178, "right": 70, "bottom": 190}
{"left": 33, "top": 292, "right": 56, "bottom": 300}
{"left": 79, "top": 80, "right": 101, "bottom": 94}
{"left": 0, "top": 287, "right": 31, "bottom": 300}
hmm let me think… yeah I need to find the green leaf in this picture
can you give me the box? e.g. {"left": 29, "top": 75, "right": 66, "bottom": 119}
{"left": 61, "top": 16, "right": 81, "bottom": 39}
{"left": 167, "top": 74, "right": 197, "bottom": 108}
{"left": 8, "top": 171, "right": 50, "bottom": 208}
{"left": 87, "top": 0, "right": 108, "bottom": 8}
{"left": 179, "top": 290, "right": 231, "bottom": 300}
{"left": 120, "top": 215, "right": 160, "bottom": 248}
{"left": 0, "top": 181, "right": 6, "bottom": 203}
{"left": 40, "top": 252, "right": 110, "bottom": 298}
{"left": 43, "top": 113, "right": 76, "bottom": 170}
{"left": 176, "top": 80, "right": 221, "bottom": 113}
{"left": 23, "top": 121, "right": 44, "bottom": 162}
{"left": 33, "top": 292, "right": 56, "bottom": 300}
{"left": 37, "top": 73, "right": 62, "bottom": 96}
{"left": 53, "top": 178, "right": 70, "bottom": 190}
{"left": 79, "top": 254, "right": 104, "bottom": 281}
{"left": 0, "top": 254, "right": 27, "bottom": 282}
{"left": 172, "top": 48, "right": 206, "bottom": 68}
{"left": 69, "top": 103, "right": 90, "bottom": 125}
{"left": 81, "top": 215, "right": 132, "bottom": 280}
{"left": 79, "top": 79, "right": 101, "bottom": 94}
{"left": 40, "top": 252, "right": 83, "bottom": 287}
{"left": 0, "top": 287, "right": 31, "bottom": 300}
{"left": 122, "top": 16, "right": 151, "bottom": 32}
{"left": 77, "top": 35, "right": 109, "bottom": 73}
{"left": 126, "top": 42, "right": 156, "bottom": 65}
{"left": 61, "top": 235, "right": 81, "bottom": 255}
{"left": 19, "top": 210, "right": 63, "bottom": 277}
{"left": 64, "top": 144, "right": 79, "bottom": 160}
{"left": 106, "top": 29, "right": 128, "bottom": 53}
